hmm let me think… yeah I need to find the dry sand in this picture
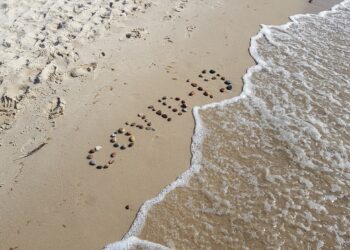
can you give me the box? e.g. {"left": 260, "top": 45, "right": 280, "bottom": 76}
{"left": 0, "top": 0, "right": 341, "bottom": 249}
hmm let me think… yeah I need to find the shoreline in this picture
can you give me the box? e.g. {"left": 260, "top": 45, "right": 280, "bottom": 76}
{"left": 0, "top": 0, "right": 342, "bottom": 249}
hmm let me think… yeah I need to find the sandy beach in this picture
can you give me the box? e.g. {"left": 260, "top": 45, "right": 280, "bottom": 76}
{"left": 0, "top": 0, "right": 343, "bottom": 249}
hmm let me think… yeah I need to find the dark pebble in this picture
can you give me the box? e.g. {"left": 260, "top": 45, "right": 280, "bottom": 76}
{"left": 172, "top": 108, "right": 178, "bottom": 112}
{"left": 125, "top": 205, "right": 130, "bottom": 210}
{"left": 198, "top": 74, "right": 203, "bottom": 78}
{"left": 87, "top": 154, "right": 93, "bottom": 160}
{"left": 191, "top": 83, "right": 198, "bottom": 87}
{"left": 224, "top": 80, "right": 232, "bottom": 85}
{"left": 167, "top": 118, "right": 172, "bottom": 122}
{"left": 202, "top": 70, "right": 207, "bottom": 74}
{"left": 198, "top": 87, "right": 203, "bottom": 91}
{"left": 156, "top": 110, "right": 162, "bottom": 115}
{"left": 226, "top": 85, "right": 233, "bottom": 90}
{"left": 162, "top": 114, "right": 168, "bottom": 119}
{"left": 209, "top": 69, "right": 216, "bottom": 74}
{"left": 96, "top": 166, "right": 102, "bottom": 169}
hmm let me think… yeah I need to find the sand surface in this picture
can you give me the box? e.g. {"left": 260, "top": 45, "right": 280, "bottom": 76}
{"left": 0, "top": 0, "right": 341, "bottom": 249}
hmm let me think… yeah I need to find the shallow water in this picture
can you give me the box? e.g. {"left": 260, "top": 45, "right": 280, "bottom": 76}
{"left": 112, "top": 1, "right": 350, "bottom": 249}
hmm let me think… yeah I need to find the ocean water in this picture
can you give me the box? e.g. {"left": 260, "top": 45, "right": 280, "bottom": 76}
{"left": 110, "top": 1, "right": 350, "bottom": 249}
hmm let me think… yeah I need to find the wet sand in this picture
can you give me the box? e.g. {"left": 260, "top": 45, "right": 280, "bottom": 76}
{"left": 0, "top": 0, "right": 341, "bottom": 249}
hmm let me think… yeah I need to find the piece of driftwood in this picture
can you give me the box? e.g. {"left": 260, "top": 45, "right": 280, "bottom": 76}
{"left": 15, "top": 142, "right": 48, "bottom": 161}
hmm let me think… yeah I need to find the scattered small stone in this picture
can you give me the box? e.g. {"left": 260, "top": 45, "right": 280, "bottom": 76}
{"left": 141, "top": 115, "right": 146, "bottom": 119}
{"left": 216, "top": 73, "right": 221, "bottom": 77}
{"left": 191, "top": 83, "right": 198, "bottom": 87}
{"left": 125, "top": 205, "right": 130, "bottom": 210}
{"left": 96, "top": 166, "right": 102, "bottom": 170}
{"left": 204, "top": 79, "right": 209, "bottom": 82}
{"left": 89, "top": 149, "right": 96, "bottom": 154}
{"left": 168, "top": 105, "right": 172, "bottom": 109}
{"left": 189, "top": 91, "right": 195, "bottom": 96}
{"left": 202, "top": 69, "right": 207, "bottom": 74}
{"left": 209, "top": 69, "right": 216, "bottom": 74}
{"left": 129, "top": 136, "right": 136, "bottom": 142}
{"left": 111, "top": 152, "right": 117, "bottom": 158}
{"left": 178, "top": 112, "right": 182, "bottom": 116}
{"left": 113, "top": 143, "right": 120, "bottom": 148}
{"left": 182, "top": 108, "right": 187, "bottom": 113}
{"left": 158, "top": 99, "right": 162, "bottom": 103}
{"left": 108, "top": 159, "right": 115, "bottom": 164}
{"left": 221, "top": 77, "right": 225, "bottom": 81}
{"left": 167, "top": 117, "right": 172, "bottom": 122}
{"left": 131, "top": 123, "right": 136, "bottom": 127}
{"left": 212, "top": 77, "right": 217, "bottom": 80}
{"left": 125, "top": 131, "right": 132, "bottom": 136}
{"left": 204, "top": 91, "right": 209, "bottom": 96}
{"left": 89, "top": 160, "right": 97, "bottom": 166}
{"left": 111, "top": 133, "right": 117, "bottom": 138}
{"left": 148, "top": 105, "right": 154, "bottom": 109}
{"left": 126, "top": 33, "right": 132, "bottom": 38}
{"left": 101, "top": 52, "right": 105, "bottom": 56}
{"left": 156, "top": 110, "right": 162, "bottom": 115}
{"left": 95, "top": 145, "right": 102, "bottom": 151}
{"left": 209, "top": 94, "right": 214, "bottom": 98}
{"left": 175, "top": 97, "right": 180, "bottom": 101}
{"left": 172, "top": 108, "right": 178, "bottom": 112}
{"left": 226, "top": 85, "right": 233, "bottom": 90}
{"left": 128, "top": 143, "right": 134, "bottom": 147}
{"left": 220, "top": 88, "right": 225, "bottom": 93}
{"left": 162, "top": 114, "right": 168, "bottom": 119}
{"left": 198, "top": 87, "right": 203, "bottom": 91}
{"left": 162, "top": 102, "right": 166, "bottom": 106}
{"left": 162, "top": 96, "right": 167, "bottom": 100}
{"left": 147, "top": 122, "right": 152, "bottom": 126}
{"left": 138, "top": 125, "right": 144, "bottom": 129}
{"left": 137, "top": 113, "right": 143, "bottom": 117}
{"left": 198, "top": 74, "right": 203, "bottom": 78}
{"left": 224, "top": 80, "right": 232, "bottom": 85}
{"left": 125, "top": 122, "right": 129, "bottom": 125}
{"left": 181, "top": 100, "right": 186, "bottom": 104}
{"left": 186, "top": 79, "right": 190, "bottom": 82}
{"left": 118, "top": 128, "right": 125, "bottom": 133}
{"left": 103, "top": 165, "right": 109, "bottom": 169}
{"left": 87, "top": 155, "right": 93, "bottom": 160}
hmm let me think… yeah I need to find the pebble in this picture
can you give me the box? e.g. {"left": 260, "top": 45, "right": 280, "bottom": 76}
{"left": 111, "top": 138, "right": 117, "bottom": 143}
{"left": 209, "top": 69, "right": 216, "bottom": 74}
{"left": 96, "top": 166, "right": 102, "bottom": 170}
{"left": 175, "top": 97, "right": 180, "bottom": 101}
{"left": 131, "top": 123, "right": 136, "bottom": 127}
{"left": 118, "top": 128, "right": 125, "bottom": 133}
{"left": 216, "top": 73, "right": 221, "bottom": 77}
{"left": 125, "top": 131, "right": 132, "bottom": 136}
{"left": 141, "top": 115, "right": 146, "bottom": 119}
{"left": 212, "top": 77, "right": 217, "bottom": 80}
{"left": 111, "top": 133, "right": 117, "bottom": 138}
{"left": 198, "top": 74, "right": 203, "bottom": 78}
{"left": 203, "top": 91, "right": 209, "bottom": 96}
{"left": 172, "top": 108, "right": 178, "bottom": 112}
{"left": 202, "top": 69, "right": 207, "bottom": 74}
{"left": 209, "top": 94, "right": 214, "bottom": 99}
{"left": 198, "top": 87, "right": 203, "bottom": 91}
{"left": 103, "top": 165, "right": 109, "bottom": 169}
{"left": 148, "top": 105, "right": 154, "bottom": 109}
{"left": 108, "top": 159, "right": 115, "bottom": 164}
{"left": 226, "top": 85, "right": 233, "bottom": 90}
{"left": 167, "top": 117, "right": 172, "bottom": 122}
{"left": 186, "top": 79, "right": 190, "bottom": 82}
{"left": 129, "top": 136, "right": 136, "bottom": 142}
{"left": 111, "top": 152, "right": 117, "bottom": 158}
{"left": 156, "top": 110, "right": 162, "bottom": 115}
{"left": 162, "top": 96, "right": 167, "bottom": 100}
{"left": 138, "top": 125, "right": 144, "bottom": 129}
{"left": 204, "top": 79, "right": 209, "bottom": 82}
{"left": 113, "top": 143, "right": 120, "bottom": 148}
{"left": 221, "top": 77, "right": 225, "bottom": 81}
{"left": 182, "top": 108, "right": 187, "bottom": 113}
{"left": 181, "top": 100, "right": 186, "bottom": 104}
{"left": 178, "top": 112, "right": 183, "bottom": 116}
{"left": 162, "top": 114, "right": 168, "bottom": 119}
{"left": 87, "top": 155, "right": 93, "bottom": 160}
{"left": 191, "top": 83, "right": 198, "bottom": 87}
{"left": 126, "top": 33, "right": 132, "bottom": 38}
{"left": 120, "top": 145, "right": 126, "bottom": 150}
{"left": 189, "top": 91, "right": 195, "bottom": 96}
{"left": 152, "top": 108, "right": 156, "bottom": 111}
{"left": 162, "top": 102, "right": 167, "bottom": 106}
{"left": 89, "top": 160, "right": 97, "bottom": 166}
{"left": 89, "top": 149, "right": 96, "bottom": 154}
{"left": 158, "top": 99, "right": 162, "bottom": 102}
{"left": 224, "top": 80, "right": 232, "bottom": 85}
{"left": 181, "top": 104, "right": 187, "bottom": 108}
{"left": 128, "top": 143, "right": 134, "bottom": 147}
{"left": 95, "top": 145, "right": 102, "bottom": 151}
{"left": 137, "top": 113, "right": 143, "bottom": 117}
{"left": 125, "top": 122, "right": 129, "bottom": 125}
{"left": 125, "top": 205, "right": 130, "bottom": 210}
{"left": 220, "top": 88, "right": 225, "bottom": 93}
{"left": 147, "top": 122, "right": 152, "bottom": 126}
{"left": 168, "top": 106, "right": 172, "bottom": 109}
